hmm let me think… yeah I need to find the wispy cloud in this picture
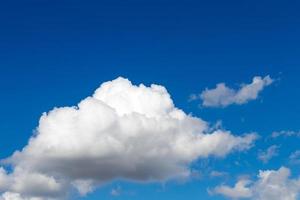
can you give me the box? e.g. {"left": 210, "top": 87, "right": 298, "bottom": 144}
{"left": 209, "top": 170, "right": 228, "bottom": 178}
{"left": 258, "top": 145, "right": 279, "bottom": 164}
{"left": 289, "top": 150, "right": 300, "bottom": 165}
{"left": 271, "top": 130, "right": 300, "bottom": 138}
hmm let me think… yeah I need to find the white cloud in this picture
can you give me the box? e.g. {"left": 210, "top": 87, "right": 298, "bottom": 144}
{"left": 0, "top": 77, "right": 257, "bottom": 199}
{"left": 193, "top": 75, "right": 273, "bottom": 107}
{"left": 271, "top": 130, "right": 300, "bottom": 138}
{"left": 212, "top": 167, "right": 300, "bottom": 200}
{"left": 212, "top": 179, "right": 253, "bottom": 199}
{"left": 0, "top": 192, "right": 45, "bottom": 200}
{"left": 257, "top": 145, "right": 279, "bottom": 164}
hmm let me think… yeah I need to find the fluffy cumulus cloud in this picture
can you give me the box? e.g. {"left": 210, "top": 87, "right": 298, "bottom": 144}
{"left": 212, "top": 167, "right": 300, "bottom": 200}
{"left": 192, "top": 75, "right": 273, "bottom": 107}
{"left": 0, "top": 77, "right": 257, "bottom": 199}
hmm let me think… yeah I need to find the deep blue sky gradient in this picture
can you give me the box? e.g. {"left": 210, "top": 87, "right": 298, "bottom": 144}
{"left": 0, "top": 0, "right": 300, "bottom": 199}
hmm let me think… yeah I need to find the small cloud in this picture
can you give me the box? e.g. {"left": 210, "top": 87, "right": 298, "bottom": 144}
{"left": 211, "top": 167, "right": 300, "bottom": 200}
{"left": 211, "top": 179, "right": 253, "bottom": 199}
{"left": 271, "top": 130, "right": 300, "bottom": 138}
{"left": 191, "top": 75, "right": 274, "bottom": 108}
{"left": 188, "top": 94, "right": 198, "bottom": 102}
{"left": 209, "top": 170, "right": 228, "bottom": 178}
{"left": 258, "top": 145, "right": 279, "bottom": 164}
{"left": 289, "top": 150, "right": 300, "bottom": 165}
{"left": 111, "top": 186, "right": 122, "bottom": 197}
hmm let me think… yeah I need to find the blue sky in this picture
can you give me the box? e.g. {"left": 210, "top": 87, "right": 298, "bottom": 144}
{"left": 0, "top": 0, "right": 300, "bottom": 200}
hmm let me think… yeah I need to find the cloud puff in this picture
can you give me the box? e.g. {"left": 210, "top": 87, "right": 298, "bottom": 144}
{"left": 212, "top": 167, "right": 300, "bottom": 200}
{"left": 0, "top": 77, "right": 257, "bottom": 199}
{"left": 257, "top": 145, "right": 279, "bottom": 164}
{"left": 212, "top": 179, "right": 253, "bottom": 199}
{"left": 192, "top": 75, "right": 273, "bottom": 107}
